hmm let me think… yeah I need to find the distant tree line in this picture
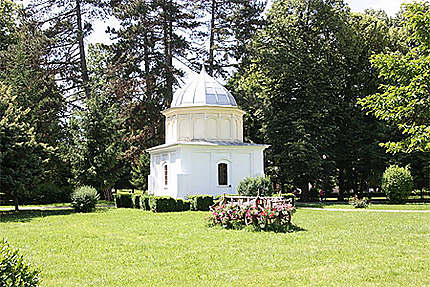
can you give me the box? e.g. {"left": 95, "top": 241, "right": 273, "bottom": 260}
{"left": 0, "top": 0, "right": 428, "bottom": 208}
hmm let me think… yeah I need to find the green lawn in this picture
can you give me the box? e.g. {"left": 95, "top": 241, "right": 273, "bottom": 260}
{"left": 0, "top": 200, "right": 114, "bottom": 210}
{"left": 1, "top": 208, "right": 429, "bottom": 286}
{"left": 298, "top": 203, "right": 430, "bottom": 210}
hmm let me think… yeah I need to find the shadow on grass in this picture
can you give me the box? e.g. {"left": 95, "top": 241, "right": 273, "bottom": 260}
{"left": 0, "top": 208, "right": 110, "bottom": 223}
{"left": 0, "top": 209, "right": 74, "bottom": 223}
{"left": 209, "top": 222, "right": 307, "bottom": 234}
{"left": 288, "top": 223, "right": 307, "bottom": 233}
{"left": 296, "top": 202, "right": 325, "bottom": 208}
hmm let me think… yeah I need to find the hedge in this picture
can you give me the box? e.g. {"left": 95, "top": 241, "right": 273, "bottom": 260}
{"left": 188, "top": 195, "right": 214, "bottom": 211}
{"left": 114, "top": 193, "right": 133, "bottom": 208}
{"left": 140, "top": 195, "right": 151, "bottom": 211}
{"left": 183, "top": 200, "right": 191, "bottom": 211}
{"left": 115, "top": 193, "right": 203, "bottom": 212}
{"left": 176, "top": 199, "right": 191, "bottom": 211}
{"left": 215, "top": 193, "right": 238, "bottom": 200}
{"left": 141, "top": 196, "right": 191, "bottom": 212}
{"left": 116, "top": 189, "right": 145, "bottom": 194}
{"left": 132, "top": 194, "right": 141, "bottom": 209}
{"left": 149, "top": 196, "right": 177, "bottom": 212}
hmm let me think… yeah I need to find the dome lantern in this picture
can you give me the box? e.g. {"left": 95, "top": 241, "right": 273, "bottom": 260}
{"left": 162, "top": 66, "right": 245, "bottom": 144}
{"left": 171, "top": 66, "right": 237, "bottom": 108}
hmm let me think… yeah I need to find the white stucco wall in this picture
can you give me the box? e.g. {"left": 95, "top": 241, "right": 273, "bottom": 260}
{"left": 148, "top": 147, "right": 181, "bottom": 198}
{"left": 148, "top": 144, "right": 266, "bottom": 199}
{"left": 163, "top": 106, "right": 244, "bottom": 143}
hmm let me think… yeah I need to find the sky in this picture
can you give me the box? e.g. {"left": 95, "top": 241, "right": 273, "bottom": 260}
{"left": 345, "top": 0, "right": 413, "bottom": 16}
{"left": 88, "top": 0, "right": 414, "bottom": 44}
{"left": 18, "top": 0, "right": 414, "bottom": 45}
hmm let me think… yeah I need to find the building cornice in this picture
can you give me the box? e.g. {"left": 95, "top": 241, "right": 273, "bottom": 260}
{"left": 162, "top": 105, "right": 246, "bottom": 117}
{"left": 146, "top": 140, "right": 270, "bottom": 153}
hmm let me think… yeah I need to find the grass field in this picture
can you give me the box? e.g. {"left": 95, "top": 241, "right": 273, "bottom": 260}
{"left": 0, "top": 200, "right": 114, "bottom": 209}
{"left": 1, "top": 208, "right": 429, "bottom": 286}
{"left": 298, "top": 203, "right": 430, "bottom": 210}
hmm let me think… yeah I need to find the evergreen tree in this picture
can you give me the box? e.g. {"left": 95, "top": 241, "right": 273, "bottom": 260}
{"left": 103, "top": 0, "right": 200, "bottom": 172}
{"left": 0, "top": 83, "right": 47, "bottom": 211}
{"left": 200, "top": 0, "right": 267, "bottom": 77}
{"left": 130, "top": 152, "right": 150, "bottom": 190}
{"left": 0, "top": 1, "right": 68, "bottom": 187}
{"left": 68, "top": 93, "right": 123, "bottom": 200}
{"left": 28, "top": 0, "right": 108, "bottom": 102}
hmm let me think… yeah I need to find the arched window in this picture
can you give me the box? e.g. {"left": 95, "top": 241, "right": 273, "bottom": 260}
{"left": 218, "top": 162, "right": 228, "bottom": 186}
{"left": 164, "top": 164, "right": 168, "bottom": 186}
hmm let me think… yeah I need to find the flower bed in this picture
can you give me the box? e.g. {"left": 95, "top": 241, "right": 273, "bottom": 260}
{"left": 209, "top": 198, "right": 295, "bottom": 233}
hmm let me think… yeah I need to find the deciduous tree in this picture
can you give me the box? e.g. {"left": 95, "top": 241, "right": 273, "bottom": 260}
{"left": 359, "top": 2, "right": 430, "bottom": 153}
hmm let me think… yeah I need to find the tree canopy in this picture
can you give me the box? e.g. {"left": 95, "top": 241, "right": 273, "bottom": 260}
{"left": 359, "top": 1, "right": 430, "bottom": 153}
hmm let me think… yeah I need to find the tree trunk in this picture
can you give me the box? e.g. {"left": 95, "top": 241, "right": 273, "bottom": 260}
{"left": 280, "top": 170, "right": 285, "bottom": 193}
{"left": 141, "top": 1, "right": 153, "bottom": 101}
{"left": 104, "top": 188, "right": 113, "bottom": 202}
{"left": 208, "top": 0, "right": 216, "bottom": 76}
{"left": 76, "top": 0, "right": 90, "bottom": 99}
{"left": 143, "top": 27, "right": 152, "bottom": 100}
{"left": 13, "top": 195, "right": 19, "bottom": 211}
{"left": 338, "top": 168, "right": 345, "bottom": 201}
{"left": 162, "top": 0, "right": 174, "bottom": 107}
{"left": 300, "top": 183, "right": 310, "bottom": 202}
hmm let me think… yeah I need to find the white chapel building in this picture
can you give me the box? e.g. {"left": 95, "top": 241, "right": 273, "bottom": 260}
{"left": 146, "top": 67, "right": 269, "bottom": 199}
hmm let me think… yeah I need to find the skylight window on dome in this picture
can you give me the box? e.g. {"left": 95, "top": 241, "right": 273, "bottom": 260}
{"left": 217, "top": 94, "right": 229, "bottom": 105}
{"left": 205, "top": 87, "right": 216, "bottom": 94}
{"left": 206, "top": 94, "right": 217, "bottom": 104}
{"left": 228, "top": 95, "right": 237, "bottom": 105}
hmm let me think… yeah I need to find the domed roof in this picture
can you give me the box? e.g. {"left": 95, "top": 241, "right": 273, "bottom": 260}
{"left": 171, "top": 66, "right": 237, "bottom": 108}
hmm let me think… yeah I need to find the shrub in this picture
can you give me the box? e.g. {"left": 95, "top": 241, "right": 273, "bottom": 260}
{"left": 215, "top": 193, "right": 238, "bottom": 201}
{"left": 349, "top": 195, "right": 369, "bottom": 208}
{"left": 132, "top": 195, "right": 141, "bottom": 209}
{"left": 175, "top": 199, "right": 191, "bottom": 211}
{"left": 71, "top": 186, "right": 99, "bottom": 212}
{"left": 116, "top": 189, "right": 145, "bottom": 194}
{"left": 114, "top": 193, "right": 133, "bottom": 208}
{"left": 236, "top": 176, "right": 273, "bottom": 197}
{"left": 141, "top": 196, "right": 190, "bottom": 212}
{"left": 183, "top": 200, "right": 191, "bottom": 211}
{"left": 188, "top": 195, "right": 214, "bottom": 211}
{"left": 382, "top": 165, "right": 413, "bottom": 203}
{"left": 149, "top": 196, "right": 177, "bottom": 212}
{"left": 176, "top": 199, "right": 184, "bottom": 211}
{"left": 140, "top": 195, "right": 151, "bottom": 211}
{"left": 209, "top": 201, "right": 295, "bottom": 233}
{"left": 0, "top": 239, "right": 40, "bottom": 286}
